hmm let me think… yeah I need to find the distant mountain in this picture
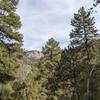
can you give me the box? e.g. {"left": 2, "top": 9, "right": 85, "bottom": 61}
{"left": 25, "top": 50, "right": 43, "bottom": 59}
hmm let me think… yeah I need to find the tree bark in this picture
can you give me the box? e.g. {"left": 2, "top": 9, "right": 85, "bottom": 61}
{"left": 87, "top": 65, "right": 96, "bottom": 100}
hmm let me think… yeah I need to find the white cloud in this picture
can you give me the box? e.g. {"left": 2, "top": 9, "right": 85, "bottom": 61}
{"left": 17, "top": 0, "right": 100, "bottom": 50}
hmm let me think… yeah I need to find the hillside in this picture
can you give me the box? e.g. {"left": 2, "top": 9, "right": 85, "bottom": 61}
{"left": 16, "top": 50, "right": 43, "bottom": 84}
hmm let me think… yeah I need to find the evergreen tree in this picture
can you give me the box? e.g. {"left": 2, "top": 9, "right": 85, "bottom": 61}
{"left": 70, "top": 7, "right": 99, "bottom": 100}
{"left": 0, "top": 0, "right": 23, "bottom": 99}
{"left": 70, "top": 7, "right": 98, "bottom": 47}
{"left": 53, "top": 44, "right": 85, "bottom": 100}
{"left": 40, "top": 38, "right": 61, "bottom": 78}
{"left": 39, "top": 38, "right": 61, "bottom": 100}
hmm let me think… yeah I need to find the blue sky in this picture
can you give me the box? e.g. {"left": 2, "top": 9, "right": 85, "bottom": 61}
{"left": 17, "top": 0, "right": 100, "bottom": 50}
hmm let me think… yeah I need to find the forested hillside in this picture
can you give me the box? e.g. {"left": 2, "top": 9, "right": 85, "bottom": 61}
{"left": 0, "top": 0, "right": 100, "bottom": 100}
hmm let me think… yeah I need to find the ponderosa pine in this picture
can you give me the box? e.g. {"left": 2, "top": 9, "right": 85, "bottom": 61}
{"left": 70, "top": 7, "right": 99, "bottom": 100}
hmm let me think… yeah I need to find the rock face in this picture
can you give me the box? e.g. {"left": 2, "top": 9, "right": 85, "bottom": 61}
{"left": 16, "top": 50, "right": 42, "bottom": 84}
{"left": 25, "top": 50, "right": 43, "bottom": 59}
{"left": 16, "top": 60, "right": 31, "bottom": 84}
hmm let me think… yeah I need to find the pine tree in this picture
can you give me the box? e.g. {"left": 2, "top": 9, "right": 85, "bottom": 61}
{"left": 70, "top": 7, "right": 99, "bottom": 100}
{"left": 41, "top": 38, "right": 61, "bottom": 78}
{"left": 0, "top": 0, "right": 23, "bottom": 99}
{"left": 53, "top": 44, "right": 85, "bottom": 100}
{"left": 70, "top": 7, "right": 98, "bottom": 46}
{"left": 39, "top": 38, "right": 61, "bottom": 100}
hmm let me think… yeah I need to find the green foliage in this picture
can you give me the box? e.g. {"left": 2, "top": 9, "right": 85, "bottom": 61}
{"left": 0, "top": 0, "right": 23, "bottom": 80}
{"left": 0, "top": 0, "right": 23, "bottom": 99}
{"left": 41, "top": 38, "right": 61, "bottom": 77}
{"left": 70, "top": 7, "right": 98, "bottom": 46}
{"left": 49, "top": 7, "right": 100, "bottom": 100}
{"left": 0, "top": 83, "right": 14, "bottom": 100}
{"left": 69, "top": 7, "right": 100, "bottom": 100}
{"left": 0, "top": 0, "right": 100, "bottom": 99}
{"left": 38, "top": 38, "right": 61, "bottom": 100}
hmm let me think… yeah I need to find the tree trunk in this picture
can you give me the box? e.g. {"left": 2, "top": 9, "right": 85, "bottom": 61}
{"left": 86, "top": 65, "right": 96, "bottom": 100}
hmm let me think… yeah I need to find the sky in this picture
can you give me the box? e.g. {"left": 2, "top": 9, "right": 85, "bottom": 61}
{"left": 17, "top": 0, "right": 100, "bottom": 50}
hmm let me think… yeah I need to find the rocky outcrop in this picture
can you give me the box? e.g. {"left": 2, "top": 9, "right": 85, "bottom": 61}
{"left": 16, "top": 50, "right": 42, "bottom": 84}
{"left": 16, "top": 60, "right": 31, "bottom": 84}
{"left": 25, "top": 50, "right": 43, "bottom": 59}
